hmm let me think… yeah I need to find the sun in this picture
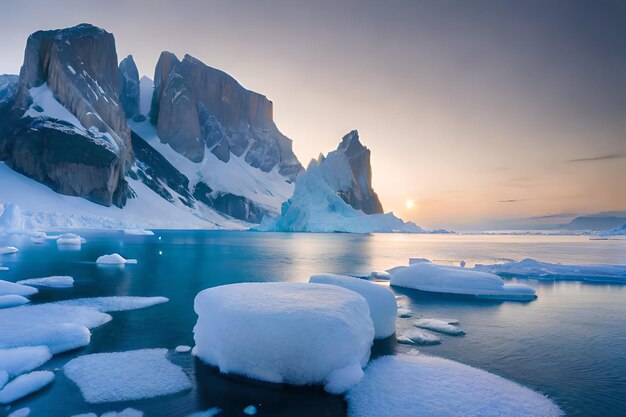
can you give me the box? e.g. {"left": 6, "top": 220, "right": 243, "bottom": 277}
{"left": 405, "top": 199, "right": 415, "bottom": 209}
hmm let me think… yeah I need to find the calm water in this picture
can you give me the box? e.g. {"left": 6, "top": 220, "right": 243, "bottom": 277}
{"left": 1, "top": 232, "right": 626, "bottom": 417}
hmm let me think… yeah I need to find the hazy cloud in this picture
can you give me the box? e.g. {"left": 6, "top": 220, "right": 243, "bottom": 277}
{"left": 567, "top": 152, "right": 626, "bottom": 163}
{"left": 498, "top": 199, "right": 524, "bottom": 203}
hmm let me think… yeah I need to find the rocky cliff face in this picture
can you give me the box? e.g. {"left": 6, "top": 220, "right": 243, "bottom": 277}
{"left": 1, "top": 23, "right": 132, "bottom": 207}
{"left": 149, "top": 53, "right": 302, "bottom": 179}
{"left": 119, "top": 55, "right": 140, "bottom": 118}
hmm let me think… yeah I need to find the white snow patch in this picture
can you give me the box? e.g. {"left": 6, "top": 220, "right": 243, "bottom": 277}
{"left": 309, "top": 274, "right": 397, "bottom": 339}
{"left": 413, "top": 318, "right": 464, "bottom": 336}
{"left": 17, "top": 276, "right": 74, "bottom": 288}
{"left": 0, "top": 346, "right": 52, "bottom": 377}
{"left": 390, "top": 262, "right": 537, "bottom": 301}
{"left": 193, "top": 282, "right": 374, "bottom": 393}
{"left": 96, "top": 253, "right": 137, "bottom": 265}
{"left": 346, "top": 353, "right": 563, "bottom": 417}
{"left": 64, "top": 349, "right": 192, "bottom": 403}
{"left": 0, "top": 371, "right": 54, "bottom": 404}
{"left": 0, "top": 280, "right": 37, "bottom": 297}
{"left": 0, "top": 295, "right": 30, "bottom": 309}
{"left": 474, "top": 258, "right": 626, "bottom": 284}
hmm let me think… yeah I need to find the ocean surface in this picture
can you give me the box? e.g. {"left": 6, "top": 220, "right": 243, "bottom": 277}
{"left": 1, "top": 232, "right": 625, "bottom": 417}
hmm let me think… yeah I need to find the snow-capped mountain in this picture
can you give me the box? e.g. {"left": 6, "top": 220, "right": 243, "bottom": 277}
{"left": 0, "top": 23, "right": 420, "bottom": 232}
{"left": 259, "top": 131, "right": 423, "bottom": 233}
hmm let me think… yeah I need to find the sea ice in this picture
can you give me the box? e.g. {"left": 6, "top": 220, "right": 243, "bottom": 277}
{"left": 390, "top": 261, "right": 537, "bottom": 301}
{"left": 0, "top": 247, "right": 18, "bottom": 255}
{"left": 53, "top": 296, "right": 168, "bottom": 312}
{"left": 175, "top": 345, "right": 191, "bottom": 353}
{"left": 187, "top": 408, "right": 221, "bottom": 417}
{"left": 64, "top": 349, "right": 192, "bottom": 403}
{"left": 413, "top": 318, "right": 464, "bottom": 336}
{"left": 243, "top": 405, "right": 257, "bottom": 415}
{"left": 57, "top": 234, "right": 86, "bottom": 245}
{"left": 0, "top": 346, "right": 52, "bottom": 377}
{"left": 7, "top": 407, "right": 30, "bottom": 417}
{"left": 396, "top": 328, "right": 441, "bottom": 345}
{"left": 345, "top": 353, "right": 563, "bottom": 417}
{"left": 193, "top": 282, "right": 374, "bottom": 394}
{"left": 474, "top": 258, "right": 626, "bottom": 283}
{"left": 0, "top": 371, "right": 54, "bottom": 404}
{"left": 17, "top": 276, "right": 74, "bottom": 288}
{"left": 309, "top": 274, "right": 397, "bottom": 339}
{"left": 96, "top": 253, "right": 137, "bottom": 265}
{"left": 369, "top": 270, "right": 390, "bottom": 280}
{"left": 0, "top": 280, "right": 37, "bottom": 296}
{"left": 0, "top": 295, "right": 30, "bottom": 309}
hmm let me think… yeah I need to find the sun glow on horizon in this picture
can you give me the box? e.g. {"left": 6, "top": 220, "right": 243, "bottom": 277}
{"left": 405, "top": 199, "right": 415, "bottom": 210}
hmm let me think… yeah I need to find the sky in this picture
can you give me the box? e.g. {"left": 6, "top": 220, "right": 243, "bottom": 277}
{"left": 1, "top": 0, "right": 625, "bottom": 229}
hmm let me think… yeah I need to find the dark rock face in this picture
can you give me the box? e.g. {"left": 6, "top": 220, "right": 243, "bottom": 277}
{"left": 150, "top": 53, "right": 302, "bottom": 178}
{"left": 119, "top": 55, "right": 140, "bottom": 118}
{"left": 335, "top": 130, "right": 384, "bottom": 214}
{"left": 193, "top": 183, "right": 267, "bottom": 224}
{"left": 4, "top": 24, "right": 132, "bottom": 207}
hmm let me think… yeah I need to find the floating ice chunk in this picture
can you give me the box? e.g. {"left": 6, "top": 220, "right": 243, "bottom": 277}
{"left": 0, "top": 265, "right": 8, "bottom": 271}
{"left": 0, "top": 295, "right": 30, "bottom": 309}
{"left": 17, "top": 276, "right": 74, "bottom": 288}
{"left": 0, "top": 280, "right": 37, "bottom": 296}
{"left": 123, "top": 229, "right": 154, "bottom": 236}
{"left": 175, "top": 345, "right": 191, "bottom": 353}
{"left": 310, "top": 274, "right": 397, "bottom": 339}
{"left": 243, "top": 405, "right": 257, "bottom": 415}
{"left": 193, "top": 282, "right": 374, "bottom": 394}
{"left": 474, "top": 258, "right": 626, "bottom": 283}
{"left": 397, "top": 328, "right": 441, "bottom": 345}
{"left": 96, "top": 253, "right": 137, "bottom": 265}
{"left": 8, "top": 407, "right": 30, "bottom": 417}
{"left": 346, "top": 353, "right": 563, "bottom": 417}
{"left": 64, "top": 349, "right": 192, "bottom": 403}
{"left": 0, "top": 346, "right": 52, "bottom": 377}
{"left": 369, "top": 270, "right": 390, "bottom": 280}
{"left": 57, "top": 234, "right": 86, "bottom": 245}
{"left": 0, "top": 247, "right": 18, "bottom": 255}
{"left": 0, "top": 371, "right": 54, "bottom": 404}
{"left": 413, "top": 318, "right": 464, "bottom": 336}
{"left": 390, "top": 262, "right": 537, "bottom": 301}
{"left": 187, "top": 408, "right": 221, "bottom": 417}
{"left": 54, "top": 296, "right": 168, "bottom": 312}
{"left": 0, "top": 304, "right": 111, "bottom": 353}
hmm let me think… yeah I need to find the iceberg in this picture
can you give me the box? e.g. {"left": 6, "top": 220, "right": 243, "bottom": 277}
{"left": 96, "top": 253, "right": 137, "bottom": 265}
{"left": 0, "top": 371, "right": 54, "bottom": 404}
{"left": 389, "top": 261, "right": 537, "bottom": 301}
{"left": 0, "top": 295, "right": 30, "bottom": 309}
{"left": 0, "top": 280, "right": 37, "bottom": 297}
{"left": 193, "top": 282, "right": 374, "bottom": 394}
{"left": 17, "top": 276, "right": 74, "bottom": 288}
{"left": 473, "top": 258, "right": 626, "bottom": 283}
{"left": 413, "top": 318, "right": 464, "bottom": 336}
{"left": 64, "top": 349, "right": 192, "bottom": 403}
{"left": 346, "top": 353, "right": 563, "bottom": 417}
{"left": 309, "top": 274, "right": 397, "bottom": 339}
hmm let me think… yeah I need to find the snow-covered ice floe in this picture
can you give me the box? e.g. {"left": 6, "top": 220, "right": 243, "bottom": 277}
{"left": 0, "top": 295, "right": 30, "bottom": 309}
{"left": 413, "top": 318, "right": 464, "bottom": 335}
{"left": 0, "top": 280, "right": 37, "bottom": 296}
{"left": 64, "top": 349, "right": 191, "bottom": 403}
{"left": 389, "top": 261, "right": 537, "bottom": 301}
{"left": 17, "top": 276, "right": 74, "bottom": 288}
{"left": 0, "top": 246, "right": 19, "bottom": 255}
{"left": 474, "top": 258, "right": 626, "bottom": 284}
{"left": 309, "top": 274, "right": 397, "bottom": 339}
{"left": 193, "top": 282, "right": 374, "bottom": 394}
{"left": 0, "top": 371, "right": 54, "bottom": 404}
{"left": 0, "top": 346, "right": 52, "bottom": 378}
{"left": 397, "top": 329, "right": 441, "bottom": 345}
{"left": 346, "top": 353, "right": 563, "bottom": 417}
{"left": 56, "top": 233, "right": 86, "bottom": 245}
{"left": 96, "top": 253, "right": 137, "bottom": 265}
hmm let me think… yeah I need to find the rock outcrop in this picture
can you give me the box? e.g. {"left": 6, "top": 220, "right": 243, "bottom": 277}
{"left": 119, "top": 55, "right": 140, "bottom": 118}
{"left": 1, "top": 23, "right": 132, "bottom": 207}
{"left": 149, "top": 52, "right": 302, "bottom": 179}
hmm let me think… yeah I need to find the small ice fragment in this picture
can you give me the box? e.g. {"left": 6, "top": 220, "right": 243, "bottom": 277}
{"left": 243, "top": 405, "right": 257, "bottom": 415}
{"left": 413, "top": 318, "right": 464, "bottom": 336}
{"left": 0, "top": 247, "right": 18, "bottom": 255}
{"left": 0, "top": 280, "right": 38, "bottom": 296}
{"left": 57, "top": 234, "right": 85, "bottom": 245}
{"left": 397, "top": 329, "right": 441, "bottom": 345}
{"left": 0, "top": 370, "right": 54, "bottom": 404}
{"left": 123, "top": 229, "right": 154, "bottom": 236}
{"left": 17, "top": 276, "right": 74, "bottom": 288}
{"left": 369, "top": 270, "right": 390, "bottom": 280}
{"left": 0, "top": 295, "right": 30, "bottom": 309}
{"left": 187, "top": 408, "right": 222, "bottom": 417}
{"left": 8, "top": 407, "right": 31, "bottom": 417}
{"left": 175, "top": 345, "right": 191, "bottom": 353}
{"left": 96, "top": 254, "right": 137, "bottom": 265}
